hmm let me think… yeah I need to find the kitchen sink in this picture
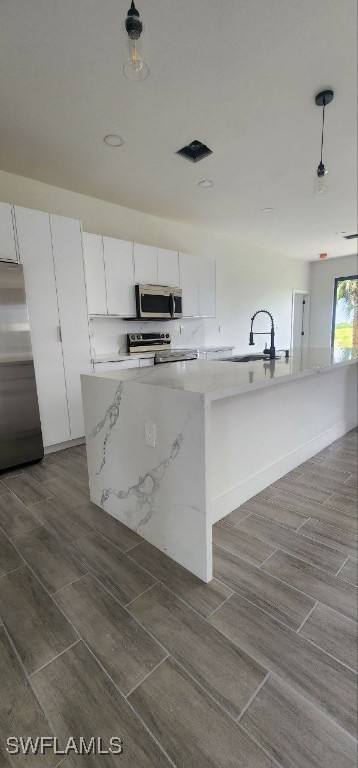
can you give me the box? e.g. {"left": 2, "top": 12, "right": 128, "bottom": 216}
{"left": 220, "top": 354, "right": 269, "bottom": 362}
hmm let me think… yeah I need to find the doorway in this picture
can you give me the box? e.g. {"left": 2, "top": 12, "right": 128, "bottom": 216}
{"left": 291, "top": 289, "right": 310, "bottom": 351}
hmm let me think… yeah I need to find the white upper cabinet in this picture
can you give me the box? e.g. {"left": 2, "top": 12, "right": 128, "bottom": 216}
{"left": 134, "top": 243, "right": 158, "bottom": 285}
{"left": 198, "top": 255, "right": 216, "bottom": 317}
{"left": 157, "top": 248, "right": 180, "bottom": 287}
{"left": 0, "top": 202, "right": 18, "bottom": 262}
{"left": 13, "top": 206, "right": 71, "bottom": 446}
{"left": 179, "top": 252, "right": 200, "bottom": 316}
{"left": 104, "top": 236, "right": 136, "bottom": 316}
{"left": 82, "top": 232, "right": 107, "bottom": 315}
{"left": 50, "top": 214, "right": 91, "bottom": 440}
{"left": 179, "top": 251, "right": 216, "bottom": 317}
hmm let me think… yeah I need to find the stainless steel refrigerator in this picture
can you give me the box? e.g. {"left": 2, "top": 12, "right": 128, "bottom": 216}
{"left": 0, "top": 262, "right": 43, "bottom": 470}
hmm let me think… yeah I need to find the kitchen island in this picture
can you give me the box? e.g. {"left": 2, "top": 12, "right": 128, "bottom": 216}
{"left": 81, "top": 348, "right": 357, "bottom": 582}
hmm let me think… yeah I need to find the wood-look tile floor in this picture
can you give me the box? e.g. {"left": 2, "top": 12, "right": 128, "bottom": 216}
{"left": 0, "top": 431, "right": 357, "bottom": 767}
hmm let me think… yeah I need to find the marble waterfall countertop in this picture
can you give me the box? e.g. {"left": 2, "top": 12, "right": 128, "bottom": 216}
{"left": 88, "top": 347, "right": 357, "bottom": 402}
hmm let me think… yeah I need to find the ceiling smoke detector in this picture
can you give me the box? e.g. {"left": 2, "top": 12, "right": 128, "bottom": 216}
{"left": 177, "top": 140, "right": 213, "bottom": 163}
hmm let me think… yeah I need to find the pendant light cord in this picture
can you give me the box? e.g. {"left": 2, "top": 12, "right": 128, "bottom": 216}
{"left": 320, "top": 100, "right": 326, "bottom": 164}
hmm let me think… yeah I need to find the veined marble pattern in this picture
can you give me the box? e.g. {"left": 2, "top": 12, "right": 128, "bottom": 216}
{"left": 82, "top": 374, "right": 210, "bottom": 580}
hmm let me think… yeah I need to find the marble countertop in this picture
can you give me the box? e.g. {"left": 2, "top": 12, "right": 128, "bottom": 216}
{"left": 86, "top": 348, "right": 357, "bottom": 401}
{"left": 91, "top": 345, "right": 234, "bottom": 363}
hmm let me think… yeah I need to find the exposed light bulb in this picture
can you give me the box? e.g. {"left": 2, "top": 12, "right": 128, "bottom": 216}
{"left": 314, "top": 161, "right": 328, "bottom": 194}
{"left": 123, "top": 40, "right": 149, "bottom": 80}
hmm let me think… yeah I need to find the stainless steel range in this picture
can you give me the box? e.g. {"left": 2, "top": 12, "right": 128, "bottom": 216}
{"left": 127, "top": 333, "right": 198, "bottom": 364}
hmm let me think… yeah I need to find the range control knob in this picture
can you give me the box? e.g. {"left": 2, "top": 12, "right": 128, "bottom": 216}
{"left": 131, "top": 335, "right": 136, "bottom": 340}
{"left": 160, "top": 334, "right": 164, "bottom": 338}
{"left": 137, "top": 335, "right": 141, "bottom": 339}
{"left": 166, "top": 334, "right": 170, "bottom": 338}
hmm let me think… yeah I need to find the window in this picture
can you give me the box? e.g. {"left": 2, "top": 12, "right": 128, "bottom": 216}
{"left": 331, "top": 275, "right": 358, "bottom": 348}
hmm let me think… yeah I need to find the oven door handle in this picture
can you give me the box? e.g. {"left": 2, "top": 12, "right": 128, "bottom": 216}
{"left": 170, "top": 293, "right": 175, "bottom": 318}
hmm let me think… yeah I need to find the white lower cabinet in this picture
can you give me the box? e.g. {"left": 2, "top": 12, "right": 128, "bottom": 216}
{"left": 139, "top": 358, "right": 154, "bottom": 366}
{"left": 14, "top": 206, "right": 91, "bottom": 446}
{"left": 0, "top": 202, "right": 18, "bottom": 262}
{"left": 50, "top": 214, "right": 92, "bottom": 439}
{"left": 14, "top": 207, "right": 71, "bottom": 446}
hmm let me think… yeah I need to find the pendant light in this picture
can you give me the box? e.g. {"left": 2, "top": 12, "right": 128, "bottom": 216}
{"left": 314, "top": 89, "right": 334, "bottom": 194}
{"left": 123, "top": 1, "right": 149, "bottom": 81}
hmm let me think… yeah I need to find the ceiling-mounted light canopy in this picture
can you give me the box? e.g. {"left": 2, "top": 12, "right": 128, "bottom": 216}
{"left": 123, "top": 1, "right": 149, "bottom": 81}
{"left": 313, "top": 89, "right": 334, "bottom": 194}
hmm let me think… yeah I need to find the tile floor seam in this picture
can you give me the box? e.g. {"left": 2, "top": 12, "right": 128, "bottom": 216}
{"left": 10, "top": 523, "right": 44, "bottom": 541}
{"left": 213, "top": 540, "right": 274, "bottom": 570}
{"left": 237, "top": 720, "right": 285, "bottom": 768}
{"left": 206, "top": 593, "right": 234, "bottom": 620}
{"left": 236, "top": 671, "right": 271, "bottom": 723}
{"left": 235, "top": 518, "right": 350, "bottom": 567}
{"left": 210, "top": 584, "right": 358, "bottom": 675}
{"left": 260, "top": 547, "right": 279, "bottom": 567}
{"left": 1, "top": 622, "right": 73, "bottom": 756}
{"left": 80, "top": 637, "right": 178, "bottom": 768}
{"left": 214, "top": 554, "right": 357, "bottom": 628}
{"left": 294, "top": 527, "right": 358, "bottom": 556}
{"left": 125, "top": 547, "right": 236, "bottom": 622}
{"left": 295, "top": 600, "right": 319, "bottom": 633}
{"left": 0, "top": 562, "right": 27, "bottom": 580}
{"left": 30, "top": 639, "right": 82, "bottom": 678}
{"left": 52, "top": 574, "right": 87, "bottom": 597}
{"left": 334, "top": 554, "right": 353, "bottom": 577}
{"left": 124, "top": 580, "right": 160, "bottom": 607}
{"left": 124, "top": 654, "right": 170, "bottom": 698}
{"left": 294, "top": 515, "right": 312, "bottom": 532}
{"left": 293, "top": 631, "right": 358, "bottom": 675}
{"left": 208, "top": 602, "right": 358, "bottom": 743}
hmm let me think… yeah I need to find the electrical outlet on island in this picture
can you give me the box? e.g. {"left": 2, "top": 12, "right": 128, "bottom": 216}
{"left": 144, "top": 420, "right": 157, "bottom": 448}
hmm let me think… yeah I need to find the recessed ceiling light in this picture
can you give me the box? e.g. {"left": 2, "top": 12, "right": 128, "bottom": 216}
{"left": 103, "top": 134, "right": 124, "bottom": 147}
{"left": 260, "top": 207, "right": 274, "bottom": 213}
{"left": 198, "top": 179, "right": 213, "bottom": 188}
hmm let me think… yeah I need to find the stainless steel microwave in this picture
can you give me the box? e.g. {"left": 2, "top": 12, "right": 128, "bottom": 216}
{"left": 135, "top": 284, "right": 182, "bottom": 319}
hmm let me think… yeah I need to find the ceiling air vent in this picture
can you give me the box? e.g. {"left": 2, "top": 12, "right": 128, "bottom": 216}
{"left": 343, "top": 233, "right": 358, "bottom": 240}
{"left": 176, "top": 140, "right": 213, "bottom": 163}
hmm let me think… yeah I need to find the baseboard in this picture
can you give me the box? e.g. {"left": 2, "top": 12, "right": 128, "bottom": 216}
{"left": 44, "top": 436, "right": 85, "bottom": 454}
{"left": 211, "top": 416, "right": 357, "bottom": 523}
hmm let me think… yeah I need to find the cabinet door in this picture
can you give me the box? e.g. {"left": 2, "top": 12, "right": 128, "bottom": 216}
{"left": 0, "top": 202, "right": 18, "bottom": 262}
{"left": 198, "top": 255, "right": 216, "bottom": 317}
{"left": 157, "top": 248, "right": 180, "bottom": 287}
{"left": 14, "top": 207, "right": 70, "bottom": 446}
{"left": 103, "top": 237, "right": 135, "bottom": 316}
{"left": 82, "top": 232, "right": 107, "bottom": 314}
{"left": 179, "top": 252, "right": 200, "bottom": 316}
{"left": 50, "top": 214, "right": 92, "bottom": 439}
{"left": 139, "top": 357, "right": 154, "bottom": 367}
{"left": 134, "top": 243, "right": 158, "bottom": 285}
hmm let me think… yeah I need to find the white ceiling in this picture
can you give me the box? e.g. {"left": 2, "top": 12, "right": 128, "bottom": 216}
{"left": 0, "top": 0, "right": 357, "bottom": 261}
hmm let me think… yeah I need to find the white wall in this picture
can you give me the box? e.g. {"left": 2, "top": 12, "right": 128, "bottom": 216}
{"left": 0, "top": 170, "right": 309, "bottom": 353}
{"left": 309, "top": 254, "right": 358, "bottom": 348}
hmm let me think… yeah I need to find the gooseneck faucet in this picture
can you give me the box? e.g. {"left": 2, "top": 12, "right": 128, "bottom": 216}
{"left": 249, "top": 309, "right": 276, "bottom": 360}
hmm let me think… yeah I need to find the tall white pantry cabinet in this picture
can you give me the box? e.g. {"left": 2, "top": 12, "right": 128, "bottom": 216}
{"left": 14, "top": 207, "right": 91, "bottom": 447}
